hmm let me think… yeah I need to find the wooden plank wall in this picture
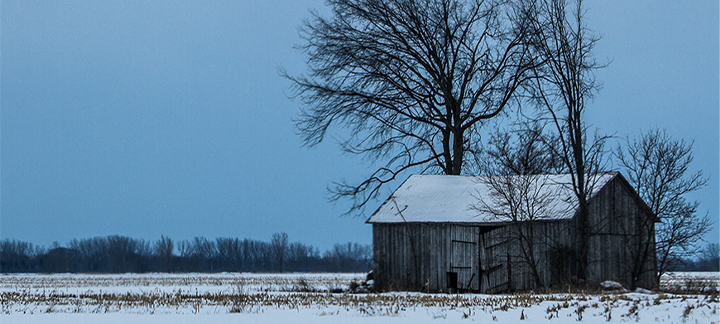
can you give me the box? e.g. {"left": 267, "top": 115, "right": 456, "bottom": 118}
{"left": 586, "top": 177, "right": 657, "bottom": 289}
{"left": 372, "top": 176, "right": 656, "bottom": 292}
{"left": 479, "top": 222, "right": 573, "bottom": 293}
{"left": 450, "top": 225, "right": 480, "bottom": 291}
{"left": 373, "top": 223, "right": 480, "bottom": 292}
{"left": 374, "top": 221, "right": 576, "bottom": 293}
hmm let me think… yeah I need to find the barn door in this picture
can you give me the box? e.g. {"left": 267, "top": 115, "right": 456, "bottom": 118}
{"left": 449, "top": 226, "right": 479, "bottom": 292}
{"left": 479, "top": 226, "right": 510, "bottom": 293}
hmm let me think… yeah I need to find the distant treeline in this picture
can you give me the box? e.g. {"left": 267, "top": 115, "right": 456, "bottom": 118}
{"left": 671, "top": 243, "right": 719, "bottom": 272}
{"left": 0, "top": 233, "right": 372, "bottom": 273}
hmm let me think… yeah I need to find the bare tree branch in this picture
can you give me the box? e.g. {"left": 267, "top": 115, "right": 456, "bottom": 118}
{"left": 614, "top": 128, "right": 711, "bottom": 282}
{"left": 284, "top": 0, "right": 539, "bottom": 215}
{"left": 472, "top": 172, "right": 560, "bottom": 288}
{"left": 521, "top": 0, "right": 606, "bottom": 282}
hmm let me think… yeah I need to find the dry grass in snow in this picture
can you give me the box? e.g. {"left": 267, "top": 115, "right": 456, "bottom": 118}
{"left": 1, "top": 272, "right": 718, "bottom": 323}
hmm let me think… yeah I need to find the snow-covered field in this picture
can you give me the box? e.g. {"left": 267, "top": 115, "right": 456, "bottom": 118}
{"left": 2, "top": 272, "right": 718, "bottom": 323}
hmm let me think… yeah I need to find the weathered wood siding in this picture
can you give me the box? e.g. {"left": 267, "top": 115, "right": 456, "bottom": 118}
{"left": 372, "top": 175, "right": 657, "bottom": 293}
{"left": 373, "top": 223, "right": 480, "bottom": 292}
{"left": 374, "top": 221, "right": 577, "bottom": 293}
{"left": 479, "top": 221, "right": 574, "bottom": 293}
{"left": 586, "top": 176, "right": 657, "bottom": 289}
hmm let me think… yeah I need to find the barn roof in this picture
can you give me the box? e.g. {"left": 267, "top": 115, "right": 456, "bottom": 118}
{"left": 366, "top": 172, "right": 619, "bottom": 224}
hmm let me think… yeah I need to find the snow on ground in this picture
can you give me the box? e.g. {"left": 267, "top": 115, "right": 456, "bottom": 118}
{"left": 2, "top": 272, "right": 718, "bottom": 323}
{"left": 0, "top": 272, "right": 362, "bottom": 295}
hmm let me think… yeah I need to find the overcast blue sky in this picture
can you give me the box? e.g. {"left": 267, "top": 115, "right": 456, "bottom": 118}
{"left": 1, "top": 0, "right": 718, "bottom": 250}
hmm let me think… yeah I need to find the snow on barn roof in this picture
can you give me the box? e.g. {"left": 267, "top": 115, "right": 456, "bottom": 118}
{"left": 366, "top": 172, "right": 618, "bottom": 224}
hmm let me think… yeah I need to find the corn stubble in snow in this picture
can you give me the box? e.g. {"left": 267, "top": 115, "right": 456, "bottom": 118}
{"left": 1, "top": 272, "right": 718, "bottom": 322}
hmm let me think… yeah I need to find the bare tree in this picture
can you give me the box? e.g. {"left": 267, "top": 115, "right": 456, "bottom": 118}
{"left": 270, "top": 232, "right": 289, "bottom": 272}
{"left": 472, "top": 123, "right": 562, "bottom": 288}
{"left": 68, "top": 237, "right": 107, "bottom": 272}
{"left": 192, "top": 237, "right": 217, "bottom": 272}
{"left": 216, "top": 237, "right": 242, "bottom": 271}
{"left": 522, "top": 0, "right": 606, "bottom": 282}
{"left": 242, "top": 239, "right": 271, "bottom": 272}
{"left": 1, "top": 239, "right": 40, "bottom": 272}
{"left": 106, "top": 235, "right": 138, "bottom": 273}
{"left": 703, "top": 243, "right": 720, "bottom": 261}
{"left": 695, "top": 243, "right": 720, "bottom": 271}
{"left": 478, "top": 123, "right": 561, "bottom": 176}
{"left": 285, "top": 0, "right": 540, "bottom": 214}
{"left": 154, "top": 235, "right": 174, "bottom": 273}
{"left": 324, "top": 242, "right": 373, "bottom": 272}
{"left": 614, "top": 128, "right": 711, "bottom": 282}
{"left": 287, "top": 242, "right": 322, "bottom": 272}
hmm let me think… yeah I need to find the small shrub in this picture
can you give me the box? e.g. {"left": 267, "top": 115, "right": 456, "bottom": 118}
{"left": 349, "top": 281, "right": 360, "bottom": 292}
{"left": 287, "top": 277, "right": 317, "bottom": 293}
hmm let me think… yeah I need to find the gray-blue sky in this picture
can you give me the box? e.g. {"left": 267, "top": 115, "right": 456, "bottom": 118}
{"left": 2, "top": 0, "right": 718, "bottom": 250}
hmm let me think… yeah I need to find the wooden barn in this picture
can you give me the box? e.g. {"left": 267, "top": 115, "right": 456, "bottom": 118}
{"left": 366, "top": 172, "right": 657, "bottom": 293}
